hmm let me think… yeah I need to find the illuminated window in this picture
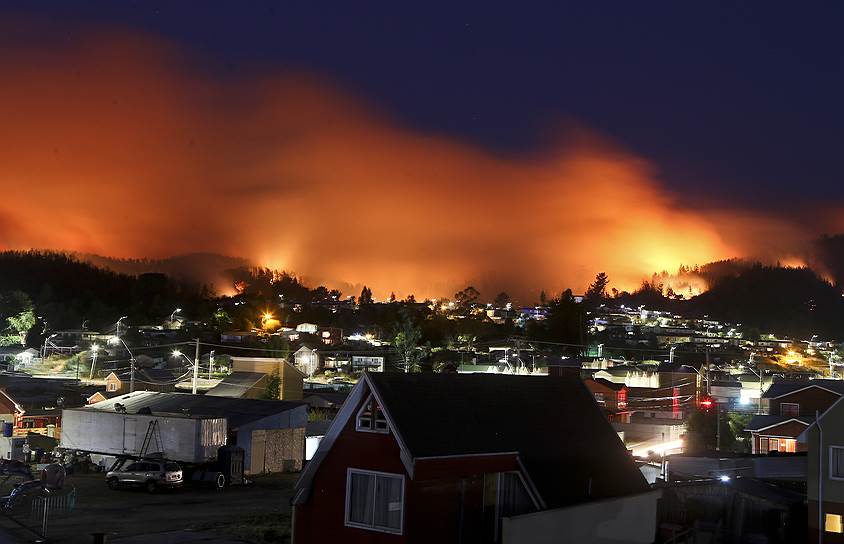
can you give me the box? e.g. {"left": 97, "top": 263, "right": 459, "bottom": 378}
{"left": 107, "top": 382, "right": 117, "bottom": 392}
{"left": 593, "top": 392, "right": 605, "bottom": 405}
{"left": 762, "top": 437, "right": 796, "bottom": 453}
{"left": 356, "top": 396, "right": 388, "bottom": 433}
{"left": 826, "top": 513, "right": 843, "bottom": 533}
{"left": 780, "top": 403, "right": 800, "bottom": 417}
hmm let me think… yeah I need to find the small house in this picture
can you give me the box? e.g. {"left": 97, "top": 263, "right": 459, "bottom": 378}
{"left": 104, "top": 368, "right": 177, "bottom": 395}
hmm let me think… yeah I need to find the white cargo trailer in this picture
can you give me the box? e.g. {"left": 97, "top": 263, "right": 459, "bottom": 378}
{"left": 60, "top": 408, "right": 227, "bottom": 463}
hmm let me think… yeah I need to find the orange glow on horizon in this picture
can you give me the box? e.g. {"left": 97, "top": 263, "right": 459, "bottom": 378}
{"left": 0, "top": 22, "right": 827, "bottom": 301}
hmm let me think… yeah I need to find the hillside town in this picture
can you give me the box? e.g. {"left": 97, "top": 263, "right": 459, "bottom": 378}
{"left": 0, "top": 280, "right": 839, "bottom": 542}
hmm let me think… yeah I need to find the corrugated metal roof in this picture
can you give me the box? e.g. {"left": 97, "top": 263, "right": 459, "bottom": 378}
{"left": 206, "top": 372, "right": 267, "bottom": 398}
{"left": 79, "top": 391, "right": 306, "bottom": 428}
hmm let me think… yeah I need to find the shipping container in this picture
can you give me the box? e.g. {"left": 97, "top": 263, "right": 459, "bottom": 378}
{"left": 60, "top": 409, "right": 227, "bottom": 463}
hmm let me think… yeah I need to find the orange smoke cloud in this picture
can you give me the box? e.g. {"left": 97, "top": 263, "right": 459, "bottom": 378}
{"left": 0, "top": 25, "right": 824, "bottom": 300}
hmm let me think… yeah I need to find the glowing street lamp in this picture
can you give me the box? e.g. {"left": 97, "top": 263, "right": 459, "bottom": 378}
{"left": 170, "top": 308, "right": 182, "bottom": 322}
{"left": 88, "top": 344, "right": 100, "bottom": 381}
{"left": 109, "top": 334, "right": 136, "bottom": 392}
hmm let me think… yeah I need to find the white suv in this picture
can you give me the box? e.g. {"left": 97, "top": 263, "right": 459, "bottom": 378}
{"left": 106, "top": 459, "right": 183, "bottom": 493}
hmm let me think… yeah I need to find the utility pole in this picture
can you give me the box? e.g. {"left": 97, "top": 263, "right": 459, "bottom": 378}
{"left": 88, "top": 346, "right": 99, "bottom": 381}
{"left": 192, "top": 338, "right": 200, "bottom": 394}
{"left": 705, "top": 347, "right": 711, "bottom": 395}
{"left": 715, "top": 401, "right": 721, "bottom": 451}
{"left": 130, "top": 355, "right": 136, "bottom": 393}
{"left": 208, "top": 350, "right": 214, "bottom": 380}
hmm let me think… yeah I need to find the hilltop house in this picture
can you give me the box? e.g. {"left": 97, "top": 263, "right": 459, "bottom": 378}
{"left": 292, "top": 372, "right": 651, "bottom": 543}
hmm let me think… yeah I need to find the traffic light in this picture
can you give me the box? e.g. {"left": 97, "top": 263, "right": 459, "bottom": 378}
{"left": 700, "top": 397, "right": 714, "bottom": 412}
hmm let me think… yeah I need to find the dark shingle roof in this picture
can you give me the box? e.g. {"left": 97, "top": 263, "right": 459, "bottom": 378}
{"left": 746, "top": 414, "right": 813, "bottom": 432}
{"left": 367, "top": 372, "right": 648, "bottom": 508}
{"left": 763, "top": 379, "right": 844, "bottom": 399}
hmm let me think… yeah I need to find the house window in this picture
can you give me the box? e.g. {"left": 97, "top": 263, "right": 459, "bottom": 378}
{"left": 617, "top": 389, "right": 627, "bottom": 409}
{"left": 826, "top": 513, "right": 844, "bottom": 533}
{"left": 762, "top": 437, "right": 796, "bottom": 453}
{"left": 830, "top": 447, "right": 844, "bottom": 479}
{"left": 107, "top": 382, "right": 117, "bottom": 392}
{"left": 780, "top": 403, "right": 799, "bottom": 417}
{"left": 356, "top": 396, "right": 388, "bottom": 433}
{"left": 345, "top": 469, "right": 403, "bottom": 534}
{"left": 593, "top": 392, "right": 605, "bottom": 405}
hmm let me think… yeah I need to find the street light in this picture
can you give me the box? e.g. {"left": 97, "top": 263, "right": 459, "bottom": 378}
{"left": 116, "top": 316, "right": 128, "bottom": 338}
{"left": 170, "top": 308, "right": 182, "bottom": 322}
{"left": 88, "top": 344, "right": 99, "bottom": 381}
{"left": 42, "top": 333, "right": 58, "bottom": 359}
{"left": 745, "top": 352, "right": 764, "bottom": 415}
{"left": 109, "top": 335, "right": 136, "bottom": 392}
{"left": 173, "top": 349, "right": 199, "bottom": 394}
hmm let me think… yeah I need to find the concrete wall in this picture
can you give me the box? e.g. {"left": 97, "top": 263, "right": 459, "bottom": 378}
{"left": 502, "top": 490, "right": 661, "bottom": 544}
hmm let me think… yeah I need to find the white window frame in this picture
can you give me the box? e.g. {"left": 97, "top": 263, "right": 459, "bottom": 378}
{"left": 107, "top": 382, "right": 117, "bottom": 392}
{"left": 344, "top": 468, "right": 405, "bottom": 535}
{"left": 780, "top": 402, "right": 799, "bottom": 417}
{"left": 830, "top": 446, "right": 844, "bottom": 481}
{"left": 355, "top": 395, "right": 389, "bottom": 434}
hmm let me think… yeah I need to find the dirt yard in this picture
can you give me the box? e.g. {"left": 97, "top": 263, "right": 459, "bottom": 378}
{"left": 0, "top": 471, "right": 297, "bottom": 543}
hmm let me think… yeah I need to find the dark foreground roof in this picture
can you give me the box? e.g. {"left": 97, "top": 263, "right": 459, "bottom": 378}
{"left": 81, "top": 391, "right": 305, "bottom": 428}
{"left": 367, "top": 372, "right": 648, "bottom": 508}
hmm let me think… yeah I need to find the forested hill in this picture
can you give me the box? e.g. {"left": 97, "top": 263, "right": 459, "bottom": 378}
{"left": 0, "top": 251, "right": 212, "bottom": 332}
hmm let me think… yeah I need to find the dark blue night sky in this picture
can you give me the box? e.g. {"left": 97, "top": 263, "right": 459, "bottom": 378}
{"left": 8, "top": 1, "right": 844, "bottom": 206}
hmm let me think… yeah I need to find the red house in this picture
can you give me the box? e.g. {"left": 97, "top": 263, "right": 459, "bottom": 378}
{"left": 583, "top": 377, "right": 629, "bottom": 423}
{"left": 746, "top": 379, "right": 844, "bottom": 454}
{"left": 292, "top": 372, "right": 648, "bottom": 543}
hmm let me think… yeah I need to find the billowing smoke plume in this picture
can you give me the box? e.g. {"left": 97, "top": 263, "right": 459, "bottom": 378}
{"left": 0, "top": 25, "right": 830, "bottom": 300}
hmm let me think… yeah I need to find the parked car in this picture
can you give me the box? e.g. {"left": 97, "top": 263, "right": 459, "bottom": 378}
{"left": 106, "top": 459, "right": 183, "bottom": 493}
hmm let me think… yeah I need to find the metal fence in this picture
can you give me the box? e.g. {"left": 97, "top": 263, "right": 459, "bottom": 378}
{"left": 29, "top": 487, "right": 76, "bottom": 536}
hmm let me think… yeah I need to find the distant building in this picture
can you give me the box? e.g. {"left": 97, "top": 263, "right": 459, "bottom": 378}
{"left": 104, "top": 368, "right": 177, "bottom": 396}
{"left": 293, "top": 372, "right": 650, "bottom": 543}
{"left": 207, "top": 357, "right": 304, "bottom": 401}
{"left": 296, "top": 323, "right": 319, "bottom": 334}
{"left": 220, "top": 331, "right": 257, "bottom": 344}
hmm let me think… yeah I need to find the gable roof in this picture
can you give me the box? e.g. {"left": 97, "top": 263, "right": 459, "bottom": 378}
{"left": 745, "top": 414, "right": 813, "bottom": 432}
{"left": 298, "top": 372, "right": 647, "bottom": 510}
{"left": 588, "top": 377, "right": 626, "bottom": 391}
{"left": 763, "top": 380, "right": 844, "bottom": 399}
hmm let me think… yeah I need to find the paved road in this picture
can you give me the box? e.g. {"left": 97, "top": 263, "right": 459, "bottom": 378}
{"left": 0, "top": 471, "right": 296, "bottom": 543}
